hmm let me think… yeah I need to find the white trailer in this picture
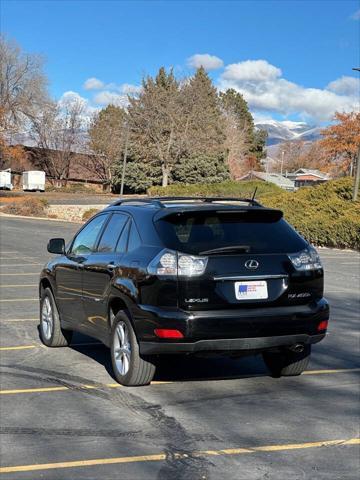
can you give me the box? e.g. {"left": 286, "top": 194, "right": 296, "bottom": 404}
{"left": 0, "top": 169, "right": 13, "bottom": 190}
{"left": 22, "top": 170, "right": 46, "bottom": 192}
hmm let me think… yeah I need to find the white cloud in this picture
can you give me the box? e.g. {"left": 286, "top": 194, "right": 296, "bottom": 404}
{"left": 219, "top": 60, "right": 359, "bottom": 122}
{"left": 327, "top": 76, "right": 360, "bottom": 96}
{"left": 351, "top": 9, "right": 360, "bottom": 20}
{"left": 93, "top": 90, "right": 128, "bottom": 107}
{"left": 187, "top": 53, "right": 224, "bottom": 71}
{"left": 222, "top": 60, "right": 281, "bottom": 82}
{"left": 83, "top": 77, "right": 105, "bottom": 90}
{"left": 118, "top": 83, "right": 142, "bottom": 95}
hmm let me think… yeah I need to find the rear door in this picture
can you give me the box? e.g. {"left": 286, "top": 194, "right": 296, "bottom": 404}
{"left": 82, "top": 213, "right": 129, "bottom": 338}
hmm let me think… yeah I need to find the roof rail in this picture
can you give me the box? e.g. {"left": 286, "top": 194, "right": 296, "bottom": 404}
{"left": 110, "top": 198, "right": 165, "bottom": 207}
{"left": 151, "top": 196, "right": 262, "bottom": 206}
{"left": 110, "top": 196, "right": 261, "bottom": 208}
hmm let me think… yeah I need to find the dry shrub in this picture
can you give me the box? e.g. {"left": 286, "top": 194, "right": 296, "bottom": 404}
{"left": 82, "top": 208, "right": 100, "bottom": 222}
{"left": 2, "top": 197, "right": 48, "bottom": 217}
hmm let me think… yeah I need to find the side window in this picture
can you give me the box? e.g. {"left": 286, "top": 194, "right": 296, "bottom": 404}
{"left": 71, "top": 215, "right": 108, "bottom": 255}
{"left": 116, "top": 220, "right": 130, "bottom": 253}
{"left": 97, "top": 214, "right": 128, "bottom": 253}
{"left": 128, "top": 221, "right": 142, "bottom": 251}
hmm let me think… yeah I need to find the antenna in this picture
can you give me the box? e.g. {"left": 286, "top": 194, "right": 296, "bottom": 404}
{"left": 251, "top": 187, "right": 258, "bottom": 202}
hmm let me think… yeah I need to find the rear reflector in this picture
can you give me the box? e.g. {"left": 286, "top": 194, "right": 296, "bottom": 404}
{"left": 154, "top": 329, "right": 184, "bottom": 339}
{"left": 317, "top": 320, "right": 328, "bottom": 331}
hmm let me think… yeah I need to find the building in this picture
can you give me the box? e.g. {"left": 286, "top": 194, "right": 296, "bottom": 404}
{"left": 287, "top": 168, "right": 331, "bottom": 188}
{"left": 238, "top": 170, "right": 295, "bottom": 191}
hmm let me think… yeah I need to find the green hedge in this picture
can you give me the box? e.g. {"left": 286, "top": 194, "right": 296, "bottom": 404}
{"left": 148, "top": 178, "right": 360, "bottom": 250}
{"left": 148, "top": 180, "right": 282, "bottom": 198}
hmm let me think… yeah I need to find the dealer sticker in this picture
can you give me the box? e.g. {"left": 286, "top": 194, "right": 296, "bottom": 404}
{"left": 235, "top": 281, "right": 268, "bottom": 300}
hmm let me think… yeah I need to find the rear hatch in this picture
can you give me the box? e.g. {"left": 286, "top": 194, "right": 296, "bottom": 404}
{"left": 155, "top": 207, "right": 320, "bottom": 311}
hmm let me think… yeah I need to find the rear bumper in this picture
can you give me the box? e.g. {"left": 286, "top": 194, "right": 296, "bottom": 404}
{"left": 140, "top": 333, "right": 325, "bottom": 355}
{"left": 136, "top": 298, "right": 329, "bottom": 355}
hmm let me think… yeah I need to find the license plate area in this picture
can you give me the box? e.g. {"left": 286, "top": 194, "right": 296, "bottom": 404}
{"left": 235, "top": 280, "right": 268, "bottom": 300}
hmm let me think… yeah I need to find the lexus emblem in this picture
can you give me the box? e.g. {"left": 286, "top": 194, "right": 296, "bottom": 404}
{"left": 245, "top": 259, "right": 259, "bottom": 270}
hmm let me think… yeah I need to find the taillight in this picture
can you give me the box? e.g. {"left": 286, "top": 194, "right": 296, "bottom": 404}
{"left": 147, "top": 249, "right": 208, "bottom": 277}
{"left": 154, "top": 329, "right": 184, "bottom": 339}
{"left": 288, "top": 247, "right": 322, "bottom": 271}
{"left": 317, "top": 320, "right": 328, "bottom": 331}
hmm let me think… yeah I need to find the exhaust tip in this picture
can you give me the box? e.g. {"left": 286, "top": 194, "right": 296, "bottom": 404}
{"left": 289, "top": 343, "right": 305, "bottom": 353}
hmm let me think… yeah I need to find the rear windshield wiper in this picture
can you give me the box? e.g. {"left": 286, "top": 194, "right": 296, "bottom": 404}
{"left": 200, "top": 245, "right": 251, "bottom": 255}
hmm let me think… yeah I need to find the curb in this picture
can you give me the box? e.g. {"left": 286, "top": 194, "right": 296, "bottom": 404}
{"left": 0, "top": 213, "right": 82, "bottom": 224}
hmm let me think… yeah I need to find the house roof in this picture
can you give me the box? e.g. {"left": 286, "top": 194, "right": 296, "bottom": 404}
{"left": 292, "top": 168, "right": 331, "bottom": 180}
{"left": 238, "top": 170, "right": 295, "bottom": 189}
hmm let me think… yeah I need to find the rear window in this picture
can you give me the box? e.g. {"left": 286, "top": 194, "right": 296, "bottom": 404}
{"left": 155, "top": 210, "right": 307, "bottom": 254}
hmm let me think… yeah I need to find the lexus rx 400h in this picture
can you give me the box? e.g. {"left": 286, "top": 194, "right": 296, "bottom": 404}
{"left": 39, "top": 197, "right": 329, "bottom": 386}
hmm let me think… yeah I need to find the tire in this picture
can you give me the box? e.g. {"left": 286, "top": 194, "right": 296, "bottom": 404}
{"left": 110, "top": 311, "right": 156, "bottom": 386}
{"left": 40, "top": 287, "right": 73, "bottom": 347}
{"left": 263, "top": 345, "right": 311, "bottom": 377}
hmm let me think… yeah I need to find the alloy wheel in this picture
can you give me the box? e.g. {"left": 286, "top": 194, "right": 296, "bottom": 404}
{"left": 113, "top": 321, "right": 131, "bottom": 376}
{"left": 41, "top": 296, "right": 53, "bottom": 340}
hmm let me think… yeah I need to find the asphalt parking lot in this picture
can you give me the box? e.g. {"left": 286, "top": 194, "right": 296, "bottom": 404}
{"left": 0, "top": 215, "right": 359, "bottom": 479}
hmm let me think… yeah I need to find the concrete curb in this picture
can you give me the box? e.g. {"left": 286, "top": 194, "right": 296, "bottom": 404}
{"left": 0, "top": 212, "right": 82, "bottom": 224}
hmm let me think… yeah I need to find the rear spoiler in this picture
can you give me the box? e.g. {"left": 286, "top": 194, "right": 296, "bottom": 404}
{"left": 154, "top": 206, "right": 284, "bottom": 222}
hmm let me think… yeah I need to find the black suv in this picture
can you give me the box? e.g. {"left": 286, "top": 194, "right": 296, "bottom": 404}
{"left": 39, "top": 197, "right": 329, "bottom": 386}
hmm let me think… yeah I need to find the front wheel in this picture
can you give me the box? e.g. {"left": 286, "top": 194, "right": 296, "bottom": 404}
{"left": 40, "top": 287, "right": 72, "bottom": 347}
{"left": 263, "top": 345, "right": 311, "bottom": 377}
{"left": 110, "top": 312, "right": 156, "bottom": 386}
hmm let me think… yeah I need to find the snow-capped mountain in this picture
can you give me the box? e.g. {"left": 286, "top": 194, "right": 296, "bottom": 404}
{"left": 255, "top": 120, "right": 322, "bottom": 145}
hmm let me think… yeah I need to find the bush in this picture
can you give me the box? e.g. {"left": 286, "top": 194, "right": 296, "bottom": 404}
{"left": 148, "top": 180, "right": 281, "bottom": 198}
{"left": 47, "top": 183, "right": 98, "bottom": 194}
{"left": 82, "top": 208, "right": 100, "bottom": 222}
{"left": 261, "top": 178, "right": 360, "bottom": 250}
{"left": 148, "top": 177, "right": 360, "bottom": 250}
{"left": 172, "top": 155, "right": 230, "bottom": 184}
{"left": 2, "top": 197, "right": 48, "bottom": 217}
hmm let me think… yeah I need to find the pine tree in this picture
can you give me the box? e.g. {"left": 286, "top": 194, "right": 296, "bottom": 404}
{"left": 182, "top": 67, "right": 225, "bottom": 157}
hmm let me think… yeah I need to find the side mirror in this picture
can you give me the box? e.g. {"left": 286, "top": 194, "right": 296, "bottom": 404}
{"left": 47, "top": 238, "right": 65, "bottom": 254}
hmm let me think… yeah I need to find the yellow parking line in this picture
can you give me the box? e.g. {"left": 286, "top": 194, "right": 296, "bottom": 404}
{"left": 304, "top": 368, "right": 360, "bottom": 375}
{"left": 0, "top": 345, "right": 36, "bottom": 351}
{"left": 0, "top": 298, "right": 38, "bottom": 302}
{"left": 0, "top": 438, "right": 358, "bottom": 474}
{"left": 0, "top": 318, "right": 38, "bottom": 322}
{"left": 0, "top": 368, "right": 358, "bottom": 396}
{"left": 0, "top": 273, "right": 39, "bottom": 276}
{"left": 0, "top": 263, "right": 43, "bottom": 266}
{"left": 0, "top": 284, "right": 37, "bottom": 288}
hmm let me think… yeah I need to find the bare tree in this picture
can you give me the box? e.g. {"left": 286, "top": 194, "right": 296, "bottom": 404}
{"left": 223, "top": 111, "right": 252, "bottom": 178}
{"left": 83, "top": 104, "right": 127, "bottom": 188}
{"left": 31, "top": 99, "right": 85, "bottom": 184}
{"left": 0, "top": 35, "right": 48, "bottom": 134}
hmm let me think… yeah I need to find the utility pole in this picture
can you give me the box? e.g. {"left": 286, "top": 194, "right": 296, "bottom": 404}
{"left": 120, "top": 122, "right": 129, "bottom": 196}
{"left": 281, "top": 150, "right": 284, "bottom": 176}
{"left": 353, "top": 145, "right": 360, "bottom": 202}
{"left": 351, "top": 68, "right": 360, "bottom": 201}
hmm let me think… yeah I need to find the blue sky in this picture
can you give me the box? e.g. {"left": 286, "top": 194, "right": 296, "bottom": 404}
{"left": 2, "top": 0, "right": 360, "bottom": 125}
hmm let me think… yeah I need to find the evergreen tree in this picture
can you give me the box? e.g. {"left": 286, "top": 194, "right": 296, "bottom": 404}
{"left": 182, "top": 67, "right": 225, "bottom": 157}
{"left": 127, "top": 67, "right": 184, "bottom": 187}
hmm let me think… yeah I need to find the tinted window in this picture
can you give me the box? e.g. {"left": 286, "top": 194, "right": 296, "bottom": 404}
{"left": 116, "top": 220, "right": 130, "bottom": 253}
{"left": 156, "top": 210, "right": 307, "bottom": 254}
{"left": 128, "top": 221, "right": 142, "bottom": 251}
{"left": 71, "top": 215, "right": 108, "bottom": 255}
{"left": 97, "top": 214, "right": 128, "bottom": 253}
